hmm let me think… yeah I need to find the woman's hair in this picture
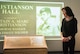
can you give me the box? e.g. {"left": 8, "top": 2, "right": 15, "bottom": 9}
{"left": 61, "top": 6, "right": 74, "bottom": 17}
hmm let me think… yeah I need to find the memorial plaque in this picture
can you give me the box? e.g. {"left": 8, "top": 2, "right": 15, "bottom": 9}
{"left": 3, "top": 36, "right": 48, "bottom": 54}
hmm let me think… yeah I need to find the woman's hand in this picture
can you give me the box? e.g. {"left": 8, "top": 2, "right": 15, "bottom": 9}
{"left": 62, "top": 37, "right": 69, "bottom": 42}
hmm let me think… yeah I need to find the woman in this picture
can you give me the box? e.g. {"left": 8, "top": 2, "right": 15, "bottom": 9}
{"left": 61, "top": 6, "right": 77, "bottom": 54}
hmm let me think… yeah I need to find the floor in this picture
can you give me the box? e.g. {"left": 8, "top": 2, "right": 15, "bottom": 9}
{"left": 48, "top": 51, "right": 80, "bottom": 54}
{"left": 1, "top": 51, "right": 80, "bottom": 54}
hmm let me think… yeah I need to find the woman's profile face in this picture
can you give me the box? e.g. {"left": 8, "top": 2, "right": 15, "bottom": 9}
{"left": 62, "top": 9, "right": 67, "bottom": 18}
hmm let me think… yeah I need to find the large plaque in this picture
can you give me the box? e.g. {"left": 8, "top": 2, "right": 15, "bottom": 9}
{"left": 3, "top": 36, "right": 48, "bottom": 54}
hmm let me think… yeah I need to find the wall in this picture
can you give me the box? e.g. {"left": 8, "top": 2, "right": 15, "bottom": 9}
{"left": 0, "top": 0, "right": 80, "bottom": 53}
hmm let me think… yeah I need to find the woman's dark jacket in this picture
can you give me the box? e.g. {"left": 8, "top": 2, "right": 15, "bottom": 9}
{"left": 61, "top": 18, "right": 77, "bottom": 38}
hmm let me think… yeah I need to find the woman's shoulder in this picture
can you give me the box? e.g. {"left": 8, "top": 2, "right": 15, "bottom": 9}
{"left": 62, "top": 18, "right": 65, "bottom": 20}
{"left": 73, "top": 18, "right": 77, "bottom": 21}
{"left": 72, "top": 18, "right": 77, "bottom": 23}
{"left": 62, "top": 18, "right": 65, "bottom": 22}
